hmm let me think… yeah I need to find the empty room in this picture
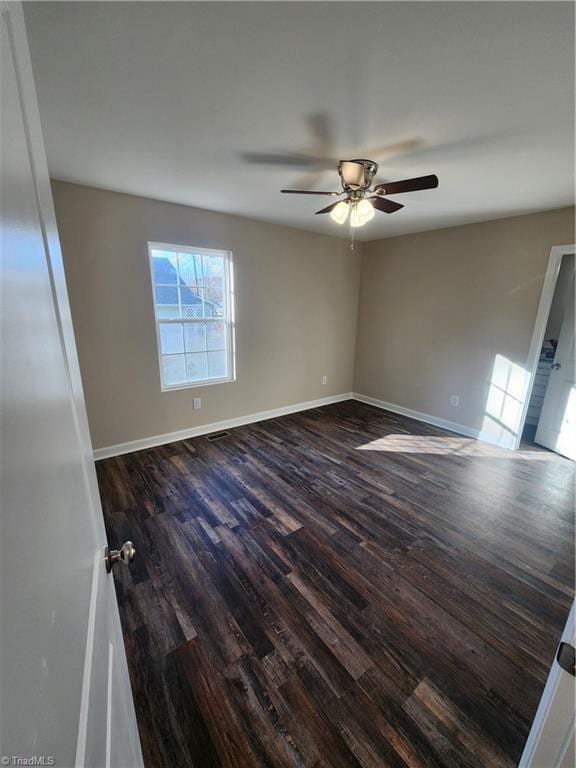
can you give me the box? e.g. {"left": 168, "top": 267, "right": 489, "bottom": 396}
{"left": 1, "top": 2, "right": 575, "bottom": 767}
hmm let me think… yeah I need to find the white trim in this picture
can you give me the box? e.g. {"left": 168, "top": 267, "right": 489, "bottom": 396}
{"left": 514, "top": 244, "right": 576, "bottom": 450}
{"left": 518, "top": 600, "right": 575, "bottom": 768}
{"left": 94, "top": 393, "right": 354, "bottom": 460}
{"left": 148, "top": 241, "right": 227, "bottom": 257}
{"left": 105, "top": 642, "right": 114, "bottom": 768}
{"left": 161, "top": 372, "right": 235, "bottom": 392}
{"left": 147, "top": 242, "right": 236, "bottom": 392}
{"left": 352, "top": 393, "right": 481, "bottom": 440}
{"left": 75, "top": 549, "right": 101, "bottom": 768}
{"left": 97, "top": 358, "right": 576, "bottom": 461}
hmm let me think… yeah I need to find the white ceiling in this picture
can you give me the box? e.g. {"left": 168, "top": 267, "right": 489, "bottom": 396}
{"left": 25, "top": 1, "right": 575, "bottom": 241}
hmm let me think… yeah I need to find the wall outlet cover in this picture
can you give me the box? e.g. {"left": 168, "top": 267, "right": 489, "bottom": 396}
{"left": 322, "top": 376, "right": 328, "bottom": 385}
{"left": 450, "top": 395, "right": 460, "bottom": 407}
{"left": 193, "top": 398, "right": 202, "bottom": 410}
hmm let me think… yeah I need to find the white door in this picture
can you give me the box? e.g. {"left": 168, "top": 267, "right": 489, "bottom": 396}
{"left": 535, "top": 276, "right": 576, "bottom": 460}
{"left": 519, "top": 602, "right": 575, "bottom": 768}
{"left": 0, "top": 4, "right": 143, "bottom": 767}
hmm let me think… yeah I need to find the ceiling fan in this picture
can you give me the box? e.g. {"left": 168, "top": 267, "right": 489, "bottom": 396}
{"left": 281, "top": 159, "right": 438, "bottom": 227}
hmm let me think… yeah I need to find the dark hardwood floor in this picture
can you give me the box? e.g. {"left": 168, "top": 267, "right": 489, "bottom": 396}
{"left": 97, "top": 400, "right": 575, "bottom": 768}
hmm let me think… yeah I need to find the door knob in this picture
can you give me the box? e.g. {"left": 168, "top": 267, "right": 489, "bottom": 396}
{"left": 105, "top": 541, "right": 135, "bottom": 573}
{"left": 551, "top": 362, "right": 562, "bottom": 370}
{"left": 557, "top": 642, "right": 575, "bottom": 677}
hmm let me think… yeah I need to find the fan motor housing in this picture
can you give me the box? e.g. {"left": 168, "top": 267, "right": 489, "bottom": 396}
{"left": 339, "top": 159, "right": 378, "bottom": 191}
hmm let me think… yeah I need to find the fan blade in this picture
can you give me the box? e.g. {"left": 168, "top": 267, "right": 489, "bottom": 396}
{"left": 369, "top": 196, "right": 404, "bottom": 214}
{"left": 243, "top": 114, "right": 337, "bottom": 169}
{"left": 315, "top": 200, "right": 345, "bottom": 215}
{"left": 373, "top": 174, "right": 439, "bottom": 195}
{"left": 281, "top": 189, "right": 340, "bottom": 196}
{"left": 355, "top": 138, "right": 422, "bottom": 161}
{"left": 291, "top": 170, "right": 329, "bottom": 193}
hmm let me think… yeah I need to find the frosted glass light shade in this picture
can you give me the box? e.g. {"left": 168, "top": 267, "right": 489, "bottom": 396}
{"left": 356, "top": 198, "right": 375, "bottom": 223}
{"left": 350, "top": 203, "right": 366, "bottom": 228}
{"left": 330, "top": 200, "right": 349, "bottom": 224}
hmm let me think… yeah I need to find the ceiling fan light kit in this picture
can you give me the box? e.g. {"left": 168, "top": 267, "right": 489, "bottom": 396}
{"left": 349, "top": 204, "right": 365, "bottom": 228}
{"left": 330, "top": 200, "right": 349, "bottom": 224}
{"left": 281, "top": 159, "right": 439, "bottom": 232}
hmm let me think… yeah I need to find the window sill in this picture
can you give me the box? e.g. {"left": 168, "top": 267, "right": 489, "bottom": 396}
{"left": 161, "top": 375, "right": 236, "bottom": 393}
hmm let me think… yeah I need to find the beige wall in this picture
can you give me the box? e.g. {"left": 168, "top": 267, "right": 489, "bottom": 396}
{"left": 355, "top": 207, "right": 575, "bottom": 435}
{"left": 52, "top": 181, "right": 361, "bottom": 450}
{"left": 53, "top": 181, "right": 574, "bottom": 452}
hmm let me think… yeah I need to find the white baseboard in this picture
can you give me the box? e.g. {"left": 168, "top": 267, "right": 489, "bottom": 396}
{"left": 93, "top": 393, "right": 354, "bottom": 460}
{"left": 94, "top": 390, "right": 512, "bottom": 461}
{"left": 352, "top": 392, "right": 482, "bottom": 440}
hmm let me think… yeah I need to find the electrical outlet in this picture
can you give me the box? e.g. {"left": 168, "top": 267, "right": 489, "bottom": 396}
{"left": 322, "top": 376, "right": 328, "bottom": 385}
{"left": 193, "top": 398, "right": 202, "bottom": 410}
{"left": 450, "top": 395, "right": 460, "bottom": 407}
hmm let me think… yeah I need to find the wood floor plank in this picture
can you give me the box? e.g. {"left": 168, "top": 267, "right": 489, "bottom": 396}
{"left": 97, "top": 400, "right": 575, "bottom": 767}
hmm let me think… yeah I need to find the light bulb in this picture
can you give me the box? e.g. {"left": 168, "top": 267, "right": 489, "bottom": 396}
{"left": 330, "top": 200, "right": 349, "bottom": 224}
{"left": 349, "top": 203, "right": 366, "bottom": 228}
{"left": 356, "top": 198, "right": 375, "bottom": 223}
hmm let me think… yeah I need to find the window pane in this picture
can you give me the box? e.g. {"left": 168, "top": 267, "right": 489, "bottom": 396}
{"left": 204, "top": 286, "right": 224, "bottom": 316}
{"left": 156, "top": 305, "right": 180, "bottom": 319}
{"left": 180, "top": 285, "right": 203, "bottom": 318}
{"left": 184, "top": 323, "right": 206, "bottom": 353}
{"left": 206, "top": 320, "right": 226, "bottom": 351}
{"left": 150, "top": 244, "right": 233, "bottom": 389}
{"left": 154, "top": 281, "right": 180, "bottom": 318}
{"left": 152, "top": 252, "right": 178, "bottom": 284}
{"left": 203, "top": 253, "right": 224, "bottom": 280}
{"left": 203, "top": 254, "right": 225, "bottom": 312}
{"left": 182, "top": 305, "right": 205, "bottom": 319}
{"left": 208, "top": 350, "right": 227, "bottom": 379}
{"left": 159, "top": 323, "right": 184, "bottom": 354}
{"left": 178, "top": 253, "right": 203, "bottom": 291}
{"left": 185, "top": 353, "right": 208, "bottom": 382}
{"left": 162, "top": 354, "right": 187, "bottom": 386}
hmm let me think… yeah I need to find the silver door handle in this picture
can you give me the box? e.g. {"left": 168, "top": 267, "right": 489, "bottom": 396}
{"left": 557, "top": 642, "right": 575, "bottom": 677}
{"left": 105, "top": 541, "right": 135, "bottom": 573}
{"left": 551, "top": 362, "right": 562, "bottom": 370}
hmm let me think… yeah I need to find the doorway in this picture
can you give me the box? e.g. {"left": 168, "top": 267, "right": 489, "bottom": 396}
{"left": 521, "top": 250, "right": 575, "bottom": 459}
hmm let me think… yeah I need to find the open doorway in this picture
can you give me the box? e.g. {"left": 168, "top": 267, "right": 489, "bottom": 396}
{"left": 521, "top": 251, "right": 575, "bottom": 459}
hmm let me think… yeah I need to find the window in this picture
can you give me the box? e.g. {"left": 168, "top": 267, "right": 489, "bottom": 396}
{"left": 148, "top": 242, "right": 235, "bottom": 390}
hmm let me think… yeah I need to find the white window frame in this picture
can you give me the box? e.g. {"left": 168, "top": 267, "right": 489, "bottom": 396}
{"left": 148, "top": 241, "right": 236, "bottom": 391}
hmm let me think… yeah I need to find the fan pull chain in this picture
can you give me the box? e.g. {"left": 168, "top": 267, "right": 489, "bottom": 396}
{"left": 350, "top": 220, "right": 356, "bottom": 251}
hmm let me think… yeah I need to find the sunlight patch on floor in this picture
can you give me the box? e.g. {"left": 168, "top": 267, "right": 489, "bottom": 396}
{"left": 355, "top": 434, "right": 556, "bottom": 459}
